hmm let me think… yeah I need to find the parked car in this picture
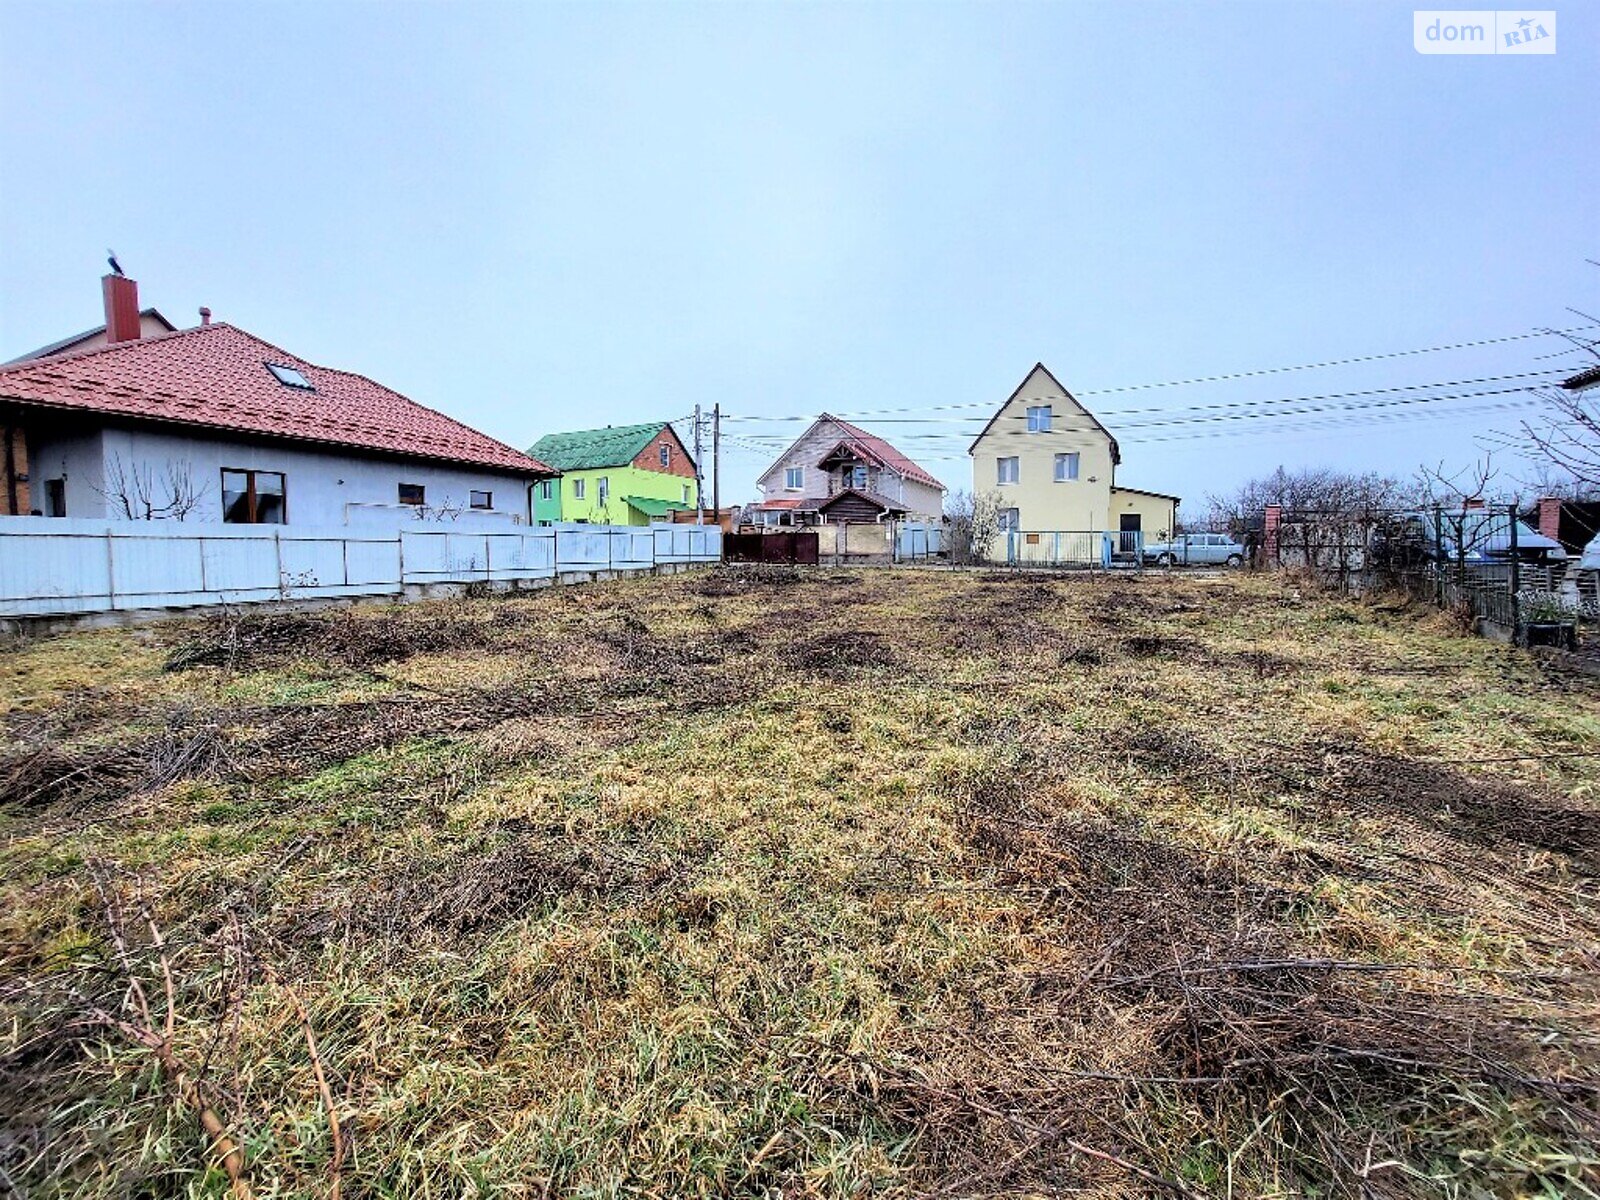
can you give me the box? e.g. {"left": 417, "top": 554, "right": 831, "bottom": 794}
{"left": 1143, "top": 532, "right": 1245, "bottom": 567}
{"left": 1374, "top": 511, "right": 1568, "bottom": 568}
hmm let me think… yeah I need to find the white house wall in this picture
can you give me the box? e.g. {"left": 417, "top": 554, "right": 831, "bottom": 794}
{"left": 26, "top": 428, "right": 106, "bottom": 518}
{"left": 31, "top": 425, "right": 538, "bottom": 526}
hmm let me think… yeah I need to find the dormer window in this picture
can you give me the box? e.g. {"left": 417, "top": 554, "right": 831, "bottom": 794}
{"left": 266, "top": 362, "right": 314, "bottom": 390}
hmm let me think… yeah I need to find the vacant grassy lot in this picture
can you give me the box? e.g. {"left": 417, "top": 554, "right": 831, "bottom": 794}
{"left": 2, "top": 568, "right": 1597, "bottom": 1198}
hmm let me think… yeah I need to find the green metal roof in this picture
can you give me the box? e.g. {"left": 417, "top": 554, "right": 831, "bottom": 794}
{"left": 527, "top": 422, "right": 670, "bottom": 471}
{"left": 626, "top": 496, "right": 693, "bottom": 518}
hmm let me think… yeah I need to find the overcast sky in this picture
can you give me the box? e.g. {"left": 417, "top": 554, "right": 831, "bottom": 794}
{"left": 2, "top": 2, "right": 1594, "bottom": 510}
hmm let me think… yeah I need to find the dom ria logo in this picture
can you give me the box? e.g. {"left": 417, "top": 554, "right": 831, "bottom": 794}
{"left": 1414, "top": 10, "right": 1556, "bottom": 53}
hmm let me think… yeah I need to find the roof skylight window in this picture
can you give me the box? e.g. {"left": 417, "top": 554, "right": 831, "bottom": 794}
{"left": 266, "top": 362, "right": 314, "bottom": 390}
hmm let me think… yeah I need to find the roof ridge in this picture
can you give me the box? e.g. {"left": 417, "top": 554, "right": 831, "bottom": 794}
{"left": 0, "top": 321, "right": 223, "bottom": 375}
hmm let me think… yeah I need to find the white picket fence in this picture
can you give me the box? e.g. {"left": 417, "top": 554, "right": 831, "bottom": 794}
{"left": 0, "top": 517, "right": 722, "bottom": 618}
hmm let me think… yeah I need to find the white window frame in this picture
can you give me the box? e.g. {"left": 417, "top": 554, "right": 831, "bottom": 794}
{"left": 659, "top": 443, "right": 671, "bottom": 467}
{"left": 784, "top": 466, "right": 803, "bottom": 490}
{"left": 997, "top": 456, "right": 1020, "bottom": 486}
{"left": 1026, "top": 405, "right": 1052, "bottom": 433}
{"left": 1054, "top": 452, "right": 1080, "bottom": 482}
{"left": 598, "top": 476, "right": 610, "bottom": 504}
{"left": 573, "top": 478, "right": 587, "bottom": 500}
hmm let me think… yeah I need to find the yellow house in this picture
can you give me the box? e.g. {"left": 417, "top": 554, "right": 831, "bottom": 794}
{"left": 969, "top": 363, "right": 1179, "bottom": 555}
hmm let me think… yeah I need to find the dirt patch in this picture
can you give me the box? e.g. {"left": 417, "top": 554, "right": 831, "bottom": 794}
{"left": 1324, "top": 747, "right": 1600, "bottom": 865}
{"left": 162, "top": 607, "right": 525, "bottom": 673}
{"left": 1117, "top": 633, "right": 1196, "bottom": 659}
{"left": 286, "top": 827, "right": 700, "bottom": 953}
{"left": 691, "top": 565, "right": 805, "bottom": 595}
{"left": 781, "top": 630, "right": 901, "bottom": 677}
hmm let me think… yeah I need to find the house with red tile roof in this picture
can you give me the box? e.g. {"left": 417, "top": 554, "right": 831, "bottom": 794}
{"left": 0, "top": 273, "right": 554, "bottom": 525}
{"left": 750, "top": 413, "right": 945, "bottom": 524}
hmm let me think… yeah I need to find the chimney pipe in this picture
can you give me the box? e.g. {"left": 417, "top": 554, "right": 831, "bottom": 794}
{"left": 102, "top": 274, "right": 141, "bottom": 344}
{"left": 199, "top": 306, "right": 212, "bottom": 326}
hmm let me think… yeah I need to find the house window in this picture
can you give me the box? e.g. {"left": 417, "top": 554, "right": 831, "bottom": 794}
{"left": 539, "top": 480, "right": 554, "bottom": 500}
{"left": 1027, "top": 405, "right": 1052, "bottom": 432}
{"left": 44, "top": 479, "right": 66, "bottom": 517}
{"left": 785, "top": 467, "right": 803, "bottom": 490}
{"left": 398, "top": 483, "right": 425, "bottom": 506}
{"left": 265, "top": 363, "right": 314, "bottom": 390}
{"left": 682, "top": 483, "right": 690, "bottom": 503}
{"left": 659, "top": 443, "right": 671, "bottom": 467}
{"left": 848, "top": 465, "right": 869, "bottom": 490}
{"left": 573, "top": 478, "right": 587, "bottom": 500}
{"left": 470, "top": 490, "right": 492, "bottom": 510}
{"left": 222, "top": 469, "right": 287, "bottom": 524}
{"left": 997, "top": 457, "right": 1019, "bottom": 485}
{"left": 1054, "top": 452, "right": 1080, "bottom": 481}
{"left": 598, "top": 476, "right": 609, "bottom": 504}
{"left": 997, "top": 507, "right": 1021, "bottom": 532}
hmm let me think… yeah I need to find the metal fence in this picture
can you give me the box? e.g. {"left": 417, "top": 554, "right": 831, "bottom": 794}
{"left": 0, "top": 517, "right": 723, "bottom": 619}
{"left": 1263, "top": 504, "right": 1592, "bottom": 644}
{"left": 892, "top": 521, "right": 946, "bottom": 563}
{"left": 723, "top": 530, "right": 820, "bottom": 566}
{"left": 996, "top": 530, "right": 1144, "bottom": 570}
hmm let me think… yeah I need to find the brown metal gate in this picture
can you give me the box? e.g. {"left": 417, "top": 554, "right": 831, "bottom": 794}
{"left": 723, "top": 531, "right": 820, "bottom": 565}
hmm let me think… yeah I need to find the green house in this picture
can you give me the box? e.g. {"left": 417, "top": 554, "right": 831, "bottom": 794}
{"left": 528, "top": 421, "right": 699, "bottom": 526}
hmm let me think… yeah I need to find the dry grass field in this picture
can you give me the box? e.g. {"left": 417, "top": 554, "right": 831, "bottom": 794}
{"left": 1, "top": 567, "right": 1597, "bottom": 1198}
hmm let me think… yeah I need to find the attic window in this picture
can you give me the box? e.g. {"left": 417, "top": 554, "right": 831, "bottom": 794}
{"left": 266, "top": 362, "right": 314, "bottom": 390}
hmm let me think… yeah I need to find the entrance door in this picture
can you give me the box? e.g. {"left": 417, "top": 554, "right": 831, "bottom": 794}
{"left": 1119, "top": 513, "right": 1142, "bottom": 555}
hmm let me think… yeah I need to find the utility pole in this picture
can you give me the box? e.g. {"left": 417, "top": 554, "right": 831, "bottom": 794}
{"left": 712, "top": 403, "right": 721, "bottom": 528}
{"left": 693, "top": 403, "right": 704, "bottom": 524}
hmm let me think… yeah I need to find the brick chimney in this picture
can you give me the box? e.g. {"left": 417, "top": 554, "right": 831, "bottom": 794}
{"left": 1536, "top": 496, "right": 1563, "bottom": 541}
{"left": 102, "top": 273, "right": 141, "bottom": 344}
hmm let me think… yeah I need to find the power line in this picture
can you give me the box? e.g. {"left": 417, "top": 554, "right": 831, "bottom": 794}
{"left": 717, "top": 325, "right": 1593, "bottom": 426}
{"left": 720, "top": 382, "right": 1553, "bottom": 450}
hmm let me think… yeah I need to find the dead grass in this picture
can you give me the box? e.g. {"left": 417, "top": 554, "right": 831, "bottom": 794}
{"left": 1, "top": 568, "right": 1597, "bottom": 1198}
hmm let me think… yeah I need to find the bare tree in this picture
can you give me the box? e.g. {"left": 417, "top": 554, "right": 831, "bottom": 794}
{"left": 1209, "top": 466, "right": 1416, "bottom": 580}
{"left": 945, "top": 490, "right": 1003, "bottom": 565}
{"left": 1513, "top": 461, "right": 1597, "bottom": 502}
{"left": 1412, "top": 453, "right": 1502, "bottom": 508}
{"left": 1521, "top": 384, "right": 1600, "bottom": 489}
{"left": 98, "top": 454, "right": 209, "bottom": 520}
{"left": 414, "top": 495, "right": 464, "bottom": 522}
{"left": 1517, "top": 265, "right": 1600, "bottom": 486}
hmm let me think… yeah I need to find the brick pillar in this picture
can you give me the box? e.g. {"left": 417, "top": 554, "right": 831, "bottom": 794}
{"left": 2, "top": 423, "right": 30, "bottom": 516}
{"left": 1536, "top": 497, "right": 1562, "bottom": 542}
{"left": 1263, "top": 504, "right": 1281, "bottom": 566}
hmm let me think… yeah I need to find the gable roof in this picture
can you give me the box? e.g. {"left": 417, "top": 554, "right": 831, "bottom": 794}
{"left": 4, "top": 308, "right": 179, "bottom": 365}
{"left": 0, "top": 323, "right": 551, "bottom": 476}
{"left": 967, "top": 362, "right": 1122, "bottom": 465}
{"left": 528, "top": 422, "right": 686, "bottom": 472}
{"left": 816, "top": 487, "right": 908, "bottom": 514}
{"left": 760, "top": 414, "right": 943, "bottom": 491}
